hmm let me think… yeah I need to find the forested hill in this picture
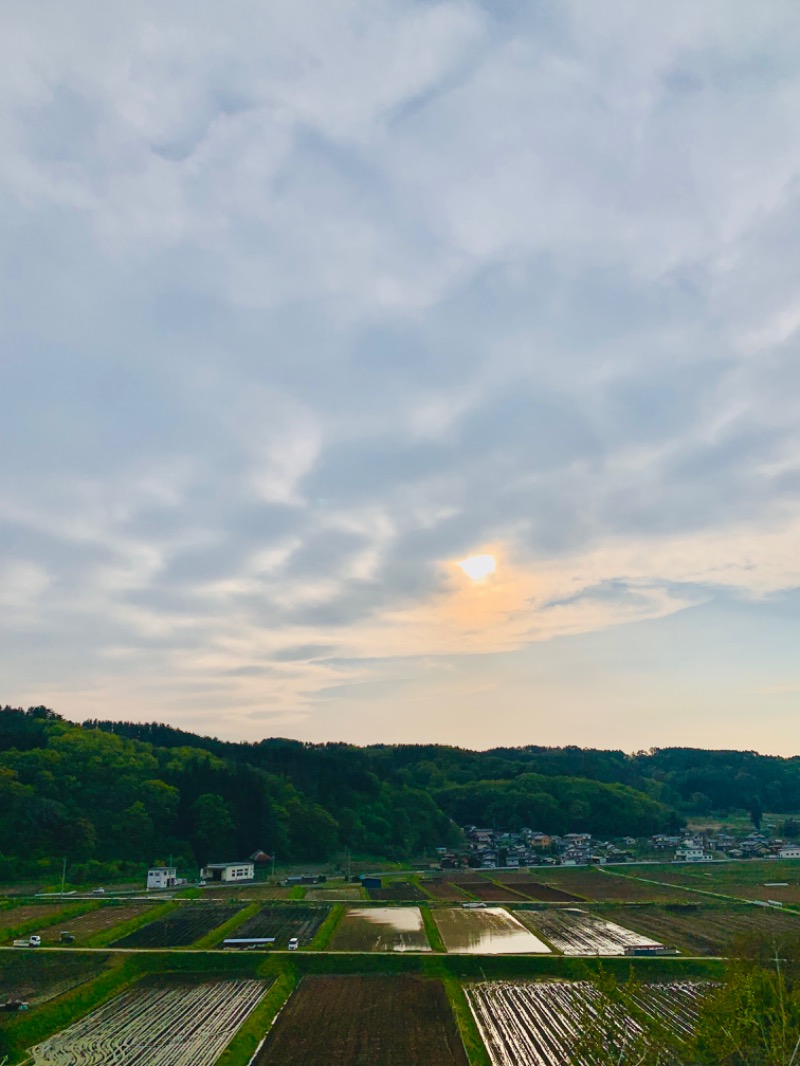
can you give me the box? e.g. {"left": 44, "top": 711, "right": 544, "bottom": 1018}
{"left": 2, "top": 705, "right": 798, "bottom": 874}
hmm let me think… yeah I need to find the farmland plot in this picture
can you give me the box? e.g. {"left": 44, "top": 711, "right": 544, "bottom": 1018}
{"left": 367, "top": 881, "right": 428, "bottom": 901}
{"left": 468, "top": 980, "right": 707, "bottom": 1066}
{"left": 305, "top": 885, "right": 366, "bottom": 901}
{"left": 497, "top": 881, "right": 581, "bottom": 903}
{"left": 113, "top": 904, "right": 241, "bottom": 947}
{"left": 0, "top": 905, "right": 72, "bottom": 939}
{"left": 433, "top": 907, "right": 551, "bottom": 954}
{"left": 530, "top": 868, "right": 690, "bottom": 903}
{"left": 254, "top": 975, "right": 468, "bottom": 1065}
{"left": 459, "top": 881, "right": 530, "bottom": 902}
{"left": 520, "top": 908, "right": 665, "bottom": 955}
{"left": 0, "top": 952, "right": 107, "bottom": 1005}
{"left": 602, "top": 904, "right": 800, "bottom": 956}
{"left": 40, "top": 905, "right": 152, "bottom": 944}
{"left": 329, "top": 907, "right": 431, "bottom": 952}
{"left": 222, "top": 905, "right": 328, "bottom": 947}
{"left": 421, "top": 880, "right": 473, "bottom": 901}
{"left": 30, "top": 979, "right": 267, "bottom": 1066}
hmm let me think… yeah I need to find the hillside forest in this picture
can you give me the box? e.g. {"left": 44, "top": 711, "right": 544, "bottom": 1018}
{"left": 2, "top": 705, "right": 800, "bottom": 879}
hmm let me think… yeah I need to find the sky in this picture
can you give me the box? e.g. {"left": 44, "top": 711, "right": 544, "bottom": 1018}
{"left": 1, "top": 1, "right": 800, "bottom": 754}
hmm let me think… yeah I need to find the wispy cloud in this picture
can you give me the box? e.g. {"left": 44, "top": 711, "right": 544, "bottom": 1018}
{"left": 2, "top": 0, "right": 800, "bottom": 749}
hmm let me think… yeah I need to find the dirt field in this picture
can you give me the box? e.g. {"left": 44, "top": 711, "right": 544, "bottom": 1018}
{"left": 601, "top": 904, "right": 800, "bottom": 955}
{"left": 203, "top": 885, "right": 293, "bottom": 900}
{"left": 0, "top": 952, "right": 107, "bottom": 1005}
{"left": 523, "top": 868, "right": 690, "bottom": 902}
{"left": 113, "top": 904, "right": 242, "bottom": 947}
{"left": 497, "top": 881, "right": 582, "bottom": 902}
{"left": 254, "top": 975, "right": 469, "bottom": 1065}
{"left": 459, "top": 882, "right": 530, "bottom": 902}
{"left": 0, "top": 905, "right": 71, "bottom": 939}
{"left": 420, "top": 880, "right": 472, "bottom": 901}
{"left": 39, "top": 906, "right": 152, "bottom": 944}
{"left": 221, "top": 906, "right": 328, "bottom": 947}
{"left": 367, "top": 881, "right": 428, "bottom": 901}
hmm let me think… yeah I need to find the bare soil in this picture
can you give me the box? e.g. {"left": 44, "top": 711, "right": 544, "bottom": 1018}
{"left": 254, "top": 975, "right": 469, "bottom": 1066}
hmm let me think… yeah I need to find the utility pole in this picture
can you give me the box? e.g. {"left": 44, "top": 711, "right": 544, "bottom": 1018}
{"left": 271, "top": 853, "right": 276, "bottom": 879}
{"left": 61, "top": 857, "right": 67, "bottom": 896}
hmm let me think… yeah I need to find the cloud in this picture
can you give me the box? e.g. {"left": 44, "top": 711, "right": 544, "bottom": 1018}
{"left": 2, "top": 0, "right": 800, "bottom": 746}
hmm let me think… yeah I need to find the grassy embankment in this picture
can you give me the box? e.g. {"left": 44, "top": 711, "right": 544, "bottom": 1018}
{"left": 307, "top": 904, "right": 344, "bottom": 950}
{"left": 420, "top": 906, "right": 446, "bottom": 952}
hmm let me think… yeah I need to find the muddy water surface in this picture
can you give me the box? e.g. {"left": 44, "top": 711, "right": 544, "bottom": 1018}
{"left": 330, "top": 907, "right": 432, "bottom": 951}
{"left": 433, "top": 907, "right": 551, "bottom": 954}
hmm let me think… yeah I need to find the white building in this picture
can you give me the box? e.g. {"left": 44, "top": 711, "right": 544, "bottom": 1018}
{"left": 675, "top": 844, "right": 710, "bottom": 862}
{"left": 147, "top": 866, "right": 177, "bottom": 890}
{"left": 779, "top": 846, "right": 800, "bottom": 859}
{"left": 200, "top": 861, "right": 255, "bottom": 883}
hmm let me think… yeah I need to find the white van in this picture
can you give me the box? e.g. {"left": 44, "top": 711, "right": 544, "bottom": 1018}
{"left": 287, "top": 937, "right": 299, "bottom": 951}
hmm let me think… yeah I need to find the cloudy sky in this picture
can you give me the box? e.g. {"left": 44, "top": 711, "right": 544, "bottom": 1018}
{"left": 2, "top": 1, "right": 800, "bottom": 753}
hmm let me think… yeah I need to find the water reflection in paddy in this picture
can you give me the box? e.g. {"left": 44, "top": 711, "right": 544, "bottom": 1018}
{"left": 433, "top": 907, "right": 551, "bottom": 954}
{"left": 330, "top": 907, "right": 432, "bottom": 952}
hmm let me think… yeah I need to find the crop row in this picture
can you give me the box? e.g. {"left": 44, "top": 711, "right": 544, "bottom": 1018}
{"left": 522, "top": 908, "right": 663, "bottom": 955}
{"left": 226, "top": 905, "right": 328, "bottom": 946}
{"left": 467, "top": 980, "right": 708, "bottom": 1066}
{"left": 31, "top": 979, "right": 268, "bottom": 1066}
{"left": 114, "top": 904, "right": 242, "bottom": 948}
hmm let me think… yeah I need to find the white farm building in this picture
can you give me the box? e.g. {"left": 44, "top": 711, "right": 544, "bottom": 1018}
{"left": 147, "top": 866, "right": 178, "bottom": 890}
{"left": 201, "top": 861, "right": 255, "bottom": 883}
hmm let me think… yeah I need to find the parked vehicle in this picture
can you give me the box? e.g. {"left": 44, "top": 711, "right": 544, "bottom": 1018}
{"left": 13, "top": 935, "right": 41, "bottom": 948}
{"left": 287, "top": 937, "right": 299, "bottom": 951}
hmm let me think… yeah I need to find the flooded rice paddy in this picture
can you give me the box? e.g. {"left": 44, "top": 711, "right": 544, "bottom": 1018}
{"left": 329, "top": 907, "right": 432, "bottom": 952}
{"left": 433, "top": 907, "right": 551, "bottom": 954}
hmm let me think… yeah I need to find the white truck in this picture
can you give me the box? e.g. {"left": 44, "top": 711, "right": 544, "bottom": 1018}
{"left": 13, "top": 935, "right": 41, "bottom": 948}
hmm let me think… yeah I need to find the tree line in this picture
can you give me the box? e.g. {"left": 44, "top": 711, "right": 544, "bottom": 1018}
{"left": 3, "top": 705, "right": 799, "bottom": 875}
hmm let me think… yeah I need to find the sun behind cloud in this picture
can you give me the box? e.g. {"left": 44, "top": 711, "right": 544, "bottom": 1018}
{"left": 457, "top": 554, "right": 497, "bottom": 582}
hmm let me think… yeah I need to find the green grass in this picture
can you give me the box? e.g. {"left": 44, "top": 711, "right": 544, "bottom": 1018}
{"left": 308, "top": 904, "right": 344, "bottom": 950}
{"left": 440, "top": 972, "right": 492, "bottom": 1066}
{"left": 288, "top": 886, "right": 306, "bottom": 900}
{"left": 421, "top": 905, "right": 446, "bottom": 952}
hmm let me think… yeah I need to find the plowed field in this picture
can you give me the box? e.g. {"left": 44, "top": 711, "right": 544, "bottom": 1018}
{"left": 602, "top": 904, "right": 800, "bottom": 955}
{"left": 0, "top": 952, "right": 107, "bottom": 1005}
{"left": 40, "top": 906, "right": 151, "bottom": 944}
{"left": 367, "top": 881, "right": 427, "bottom": 901}
{"left": 459, "top": 882, "right": 530, "bottom": 902}
{"left": 113, "top": 904, "right": 241, "bottom": 947}
{"left": 253, "top": 975, "right": 468, "bottom": 1065}
{"left": 222, "top": 906, "right": 327, "bottom": 947}
{"left": 497, "top": 881, "right": 581, "bottom": 902}
{"left": 468, "top": 980, "right": 708, "bottom": 1065}
{"left": 420, "top": 881, "right": 472, "bottom": 901}
{"left": 30, "top": 979, "right": 267, "bottom": 1065}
